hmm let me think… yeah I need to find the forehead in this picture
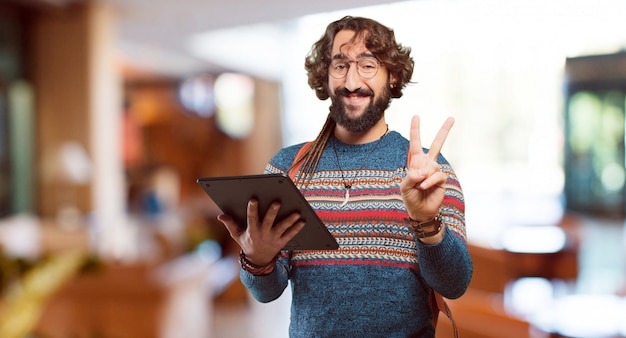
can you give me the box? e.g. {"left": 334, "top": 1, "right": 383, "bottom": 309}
{"left": 331, "top": 29, "right": 369, "bottom": 58}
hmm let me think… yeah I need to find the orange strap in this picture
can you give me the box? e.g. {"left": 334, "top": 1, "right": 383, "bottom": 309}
{"left": 287, "top": 142, "right": 312, "bottom": 181}
{"left": 431, "top": 289, "right": 458, "bottom": 337}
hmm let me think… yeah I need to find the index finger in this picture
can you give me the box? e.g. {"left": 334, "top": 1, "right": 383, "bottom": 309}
{"left": 408, "top": 115, "right": 425, "bottom": 160}
{"left": 427, "top": 117, "right": 455, "bottom": 160}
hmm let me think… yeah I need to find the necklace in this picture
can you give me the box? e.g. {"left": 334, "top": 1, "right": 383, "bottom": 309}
{"left": 331, "top": 125, "right": 389, "bottom": 207}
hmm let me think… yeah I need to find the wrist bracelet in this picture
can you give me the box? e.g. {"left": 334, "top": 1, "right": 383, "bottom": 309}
{"left": 404, "top": 215, "right": 443, "bottom": 238}
{"left": 239, "top": 250, "right": 279, "bottom": 276}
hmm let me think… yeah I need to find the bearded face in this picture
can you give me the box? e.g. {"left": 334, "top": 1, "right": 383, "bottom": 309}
{"left": 329, "top": 84, "right": 392, "bottom": 133}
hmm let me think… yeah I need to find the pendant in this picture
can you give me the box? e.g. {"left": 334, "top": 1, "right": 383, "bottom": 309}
{"left": 340, "top": 186, "right": 350, "bottom": 207}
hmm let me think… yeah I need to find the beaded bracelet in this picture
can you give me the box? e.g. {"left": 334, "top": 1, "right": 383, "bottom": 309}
{"left": 239, "top": 250, "right": 280, "bottom": 276}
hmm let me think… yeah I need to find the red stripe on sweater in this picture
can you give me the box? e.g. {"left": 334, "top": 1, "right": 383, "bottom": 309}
{"left": 292, "top": 259, "right": 417, "bottom": 269}
{"left": 316, "top": 209, "right": 407, "bottom": 221}
{"left": 443, "top": 195, "right": 465, "bottom": 213}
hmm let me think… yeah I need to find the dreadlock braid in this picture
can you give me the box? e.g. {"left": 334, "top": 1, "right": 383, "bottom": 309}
{"left": 289, "top": 114, "right": 335, "bottom": 188}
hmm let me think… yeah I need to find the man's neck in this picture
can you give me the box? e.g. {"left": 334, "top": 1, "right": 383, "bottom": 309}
{"left": 334, "top": 118, "right": 388, "bottom": 144}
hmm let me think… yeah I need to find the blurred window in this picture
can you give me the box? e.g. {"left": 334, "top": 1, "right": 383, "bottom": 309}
{"left": 564, "top": 53, "right": 626, "bottom": 218}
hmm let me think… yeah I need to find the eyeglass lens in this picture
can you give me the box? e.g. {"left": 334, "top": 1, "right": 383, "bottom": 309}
{"left": 330, "top": 57, "right": 379, "bottom": 79}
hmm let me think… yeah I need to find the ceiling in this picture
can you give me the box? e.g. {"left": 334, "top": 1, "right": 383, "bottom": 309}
{"left": 31, "top": 0, "right": 409, "bottom": 79}
{"left": 106, "top": 0, "right": 405, "bottom": 44}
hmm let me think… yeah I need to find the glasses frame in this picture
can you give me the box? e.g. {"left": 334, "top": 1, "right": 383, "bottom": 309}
{"left": 328, "top": 57, "right": 381, "bottom": 79}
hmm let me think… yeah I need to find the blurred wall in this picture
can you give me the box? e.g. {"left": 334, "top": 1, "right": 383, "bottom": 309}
{"left": 30, "top": 2, "right": 119, "bottom": 218}
{"left": 8, "top": 0, "right": 283, "bottom": 221}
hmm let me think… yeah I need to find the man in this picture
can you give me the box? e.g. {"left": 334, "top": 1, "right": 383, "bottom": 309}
{"left": 217, "top": 16, "right": 472, "bottom": 337}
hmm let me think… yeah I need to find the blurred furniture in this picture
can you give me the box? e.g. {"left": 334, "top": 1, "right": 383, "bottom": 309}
{"left": 436, "top": 288, "right": 531, "bottom": 338}
{"left": 501, "top": 224, "right": 578, "bottom": 282}
{"left": 448, "top": 215, "right": 582, "bottom": 338}
{"left": 467, "top": 239, "right": 577, "bottom": 296}
{"left": 36, "top": 254, "right": 218, "bottom": 338}
{"left": 36, "top": 263, "right": 165, "bottom": 338}
{"left": 469, "top": 217, "right": 580, "bottom": 295}
{"left": 531, "top": 294, "right": 626, "bottom": 338}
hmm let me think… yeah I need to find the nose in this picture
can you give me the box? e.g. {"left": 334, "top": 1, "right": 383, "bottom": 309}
{"left": 343, "top": 63, "right": 364, "bottom": 92}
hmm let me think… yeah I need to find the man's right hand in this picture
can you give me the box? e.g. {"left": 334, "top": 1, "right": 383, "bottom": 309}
{"left": 217, "top": 199, "right": 305, "bottom": 266}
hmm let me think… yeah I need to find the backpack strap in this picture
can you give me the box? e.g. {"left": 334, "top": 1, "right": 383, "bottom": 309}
{"left": 287, "top": 142, "right": 312, "bottom": 181}
{"left": 431, "top": 289, "right": 459, "bottom": 337}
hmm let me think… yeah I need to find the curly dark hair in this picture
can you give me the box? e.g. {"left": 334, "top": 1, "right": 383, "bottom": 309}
{"left": 304, "top": 16, "right": 414, "bottom": 100}
{"left": 291, "top": 16, "right": 414, "bottom": 187}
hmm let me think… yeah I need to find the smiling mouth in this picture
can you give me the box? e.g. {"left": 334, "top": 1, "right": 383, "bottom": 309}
{"left": 344, "top": 93, "right": 370, "bottom": 104}
{"left": 337, "top": 87, "right": 373, "bottom": 97}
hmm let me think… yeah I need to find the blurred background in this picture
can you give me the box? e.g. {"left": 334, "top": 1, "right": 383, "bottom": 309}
{"left": 0, "top": 0, "right": 625, "bottom": 337}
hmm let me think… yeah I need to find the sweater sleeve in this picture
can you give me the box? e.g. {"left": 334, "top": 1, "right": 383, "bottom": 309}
{"left": 240, "top": 254, "right": 291, "bottom": 303}
{"left": 238, "top": 147, "right": 301, "bottom": 303}
{"left": 417, "top": 228, "right": 472, "bottom": 299}
{"left": 416, "top": 157, "right": 473, "bottom": 299}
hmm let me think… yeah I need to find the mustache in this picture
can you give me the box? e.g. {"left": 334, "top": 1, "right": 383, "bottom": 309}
{"left": 335, "top": 87, "right": 374, "bottom": 97}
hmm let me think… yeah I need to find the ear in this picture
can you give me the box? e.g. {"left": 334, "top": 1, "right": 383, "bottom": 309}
{"left": 389, "top": 73, "right": 398, "bottom": 88}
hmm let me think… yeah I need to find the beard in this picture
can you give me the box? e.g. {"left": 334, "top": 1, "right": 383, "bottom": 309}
{"left": 329, "top": 85, "right": 391, "bottom": 133}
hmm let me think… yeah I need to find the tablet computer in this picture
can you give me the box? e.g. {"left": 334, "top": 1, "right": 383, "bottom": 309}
{"left": 196, "top": 173, "right": 339, "bottom": 251}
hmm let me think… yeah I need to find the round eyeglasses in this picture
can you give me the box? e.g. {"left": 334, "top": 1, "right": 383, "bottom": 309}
{"left": 329, "top": 57, "right": 380, "bottom": 79}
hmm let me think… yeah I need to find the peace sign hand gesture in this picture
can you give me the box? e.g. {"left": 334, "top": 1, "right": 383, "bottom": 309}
{"left": 400, "top": 115, "right": 455, "bottom": 225}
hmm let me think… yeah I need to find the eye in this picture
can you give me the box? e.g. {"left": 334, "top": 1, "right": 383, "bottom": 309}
{"left": 359, "top": 59, "right": 377, "bottom": 70}
{"left": 332, "top": 62, "right": 348, "bottom": 70}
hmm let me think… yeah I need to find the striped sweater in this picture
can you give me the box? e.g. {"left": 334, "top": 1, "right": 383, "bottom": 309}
{"left": 240, "top": 131, "right": 472, "bottom": 338}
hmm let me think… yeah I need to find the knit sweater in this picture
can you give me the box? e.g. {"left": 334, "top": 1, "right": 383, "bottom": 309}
{"left": 240, "top": 131, "right": 472, "bottom": 338}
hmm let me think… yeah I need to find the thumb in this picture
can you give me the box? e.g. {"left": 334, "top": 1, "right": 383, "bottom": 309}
{"left": 217, "top": 214, "right": 243, "bottom": 239}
